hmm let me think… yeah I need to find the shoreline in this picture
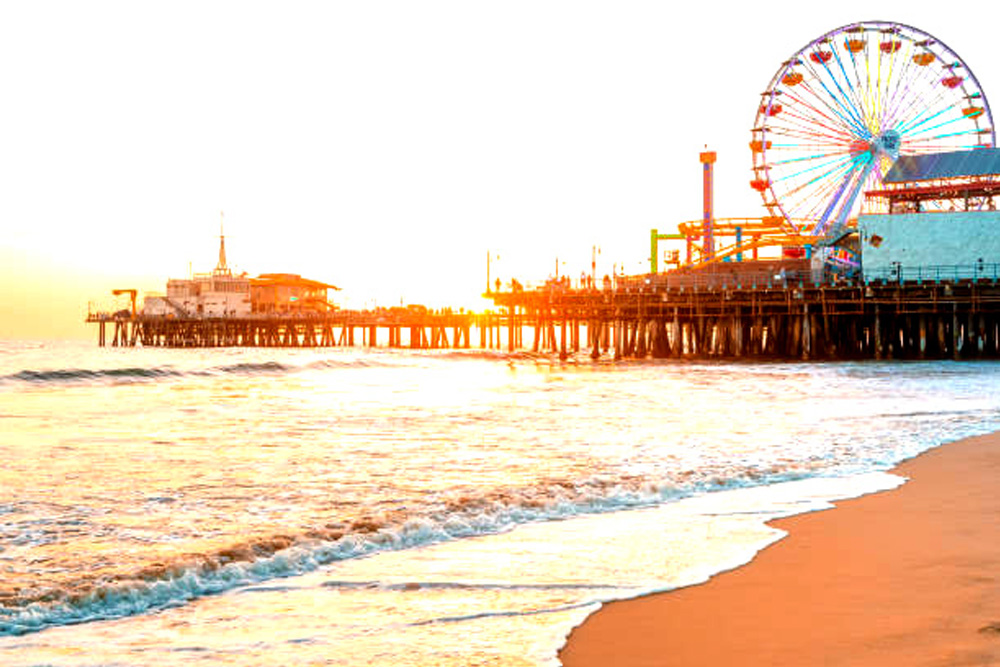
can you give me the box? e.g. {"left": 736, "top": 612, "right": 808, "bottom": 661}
{"left": 559, "top": 432, "right": 1000, "bottom": 666}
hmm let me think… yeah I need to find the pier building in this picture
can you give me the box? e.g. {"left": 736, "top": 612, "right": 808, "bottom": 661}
{"left": 250, "top": 274, "right": 339, "bottom": 314}
{"left": 142, "top": 228, "right": 251, "bottom": 318}
{"left": 140, "top": 230, "right": 339, "bottom": 318}
{"left": 859, "top": 149, "right": 1000, "bottom": 282}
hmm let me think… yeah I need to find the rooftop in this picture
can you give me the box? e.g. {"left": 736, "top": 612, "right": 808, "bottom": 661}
{"left": 252, "top": 273, "right": 341, "bottom": 291}
{"left": 884, "top": 148, "right": 1000, "bottom": 184}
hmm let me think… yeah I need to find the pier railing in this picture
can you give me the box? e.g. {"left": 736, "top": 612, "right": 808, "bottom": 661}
{"left": 862, "top": 263, "right": 1000, "bottom": 285}
{"left": 498, "top": 263, "right": 1000, "bottom": 295}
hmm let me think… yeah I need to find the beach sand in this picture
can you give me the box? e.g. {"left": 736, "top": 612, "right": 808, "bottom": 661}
{"left": 560, "top": 432, "right": 1000, "bottom": 667}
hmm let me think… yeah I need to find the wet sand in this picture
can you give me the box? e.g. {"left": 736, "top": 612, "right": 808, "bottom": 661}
{"left": 560, "top": 432, "right": 1000, "bottom": 667}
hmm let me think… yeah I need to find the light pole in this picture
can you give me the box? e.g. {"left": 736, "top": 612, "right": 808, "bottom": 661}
{"left": 486, "top": 252, "right": 500, "bottom": 293}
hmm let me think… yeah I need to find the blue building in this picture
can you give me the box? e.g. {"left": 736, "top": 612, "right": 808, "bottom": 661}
{"left": 859, "top": 149, "right": 1000, "bottom": 282}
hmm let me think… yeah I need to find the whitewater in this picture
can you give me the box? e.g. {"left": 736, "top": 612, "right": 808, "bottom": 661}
{"left": 2, "top": 339, "right": 999, "bottom": 665}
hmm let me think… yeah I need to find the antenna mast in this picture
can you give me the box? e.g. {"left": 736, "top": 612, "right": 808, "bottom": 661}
{"left": 215, "top": 210, "right": 230, "bottom": 276}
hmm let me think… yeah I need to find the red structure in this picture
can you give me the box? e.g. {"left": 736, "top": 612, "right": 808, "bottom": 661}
{"left": 700, "top": 150, "right": 716, "bottom": 259}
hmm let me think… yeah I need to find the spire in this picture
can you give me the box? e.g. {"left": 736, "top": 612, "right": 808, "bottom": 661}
{"left": 215, "top": 211, "right": 231, "bottom": 275}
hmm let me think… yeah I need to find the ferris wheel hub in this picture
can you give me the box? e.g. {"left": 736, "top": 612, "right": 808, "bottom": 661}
{"left": 873, "top": 130, "right": 901, "bottom": 159}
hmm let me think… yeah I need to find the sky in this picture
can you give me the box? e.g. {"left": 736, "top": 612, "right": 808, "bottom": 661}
{"left": 1, "top": 1, "right": 997, "bottom": 339}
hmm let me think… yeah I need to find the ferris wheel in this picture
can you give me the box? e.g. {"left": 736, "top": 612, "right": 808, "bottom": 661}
{"left": 751, "top": 21, "right": 995, "bottom": 242}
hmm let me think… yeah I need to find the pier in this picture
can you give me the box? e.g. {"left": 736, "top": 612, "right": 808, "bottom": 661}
{"left": 89, "top": 267, "right": 1000, "bottom": 361}
{"left": 489, "top": 270, "right": 1000, "bottom": 361}
{"left": 88, "top": 309, "right": 483, "bottom": 351}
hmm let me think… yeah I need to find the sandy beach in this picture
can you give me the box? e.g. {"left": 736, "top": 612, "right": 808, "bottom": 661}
{"left": 560, "top": 432, "right": 1000, "bottom": 667}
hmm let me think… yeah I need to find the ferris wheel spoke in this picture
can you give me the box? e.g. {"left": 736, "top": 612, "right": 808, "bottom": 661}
{"left": 797, "top": 56, "right": 868, "bottom": 135}
{"left": 904, "top": 127, "right": 985, "bottom": 146}
{"left": 875, "top": 39, "right": 888, "bottom": 122}
{"left": 773, "top": 110, "right": 857, "bottom": 145}
{"left": 774, "top": 151, "right": 859, "bottom": 188}
{"left": 764, "top": 114, "right": 858, "bottom": 142}
{"left": 789, "top": 84, "right": 869, "bottom": 145}
{"left": 846, "top": 47, "right": 876, "bottom": 131}
{"left": 787, "top": 160, "right": 857, "bottom": 212}
{"left": 877, "top": 38, "right": 907, "bottom": 125}
{"left": 771, "top": 149, "right": 850, "bottom": 167}
{"left": 906, "top": 113, "right": 973, "bottom": 138}
{"left": 816, "top": 57, "right": 870, "bottom": 135}
{"left": 895, "top": 104, "right": 957, "bottom": 141}
{"left": 781, "top": 87, "right": 864, "bottom": 140}
{"left": 882, "top": 40, "right": 924, "bottom": 129}
{"left": 829, "top": 42, "right": 868, "bottom": 119}
{"left": 888, "top": 64, "right": 956, "bottom": 134}
{"left": 897, "top": 103, "right": 960, "bottom": 136}
{"left": 772, "top": 141, "right": 857, "bottom": 151}
{"left": 873, "top": 44, "right": 896, "bottom": 133}
{"left": 799, "top": 59, "right": 870, "bottom": 137}
{"left": 894, "top": 88, "right": 956, "bottom": 133}
{"left": 781, "top": 154, "right": 867, "bottom": 224}
{"left": 883, "top": 63, "right": 944, "bottom": 132}
{"left": 766, "top": 125, "right": 855, "bottom": 153}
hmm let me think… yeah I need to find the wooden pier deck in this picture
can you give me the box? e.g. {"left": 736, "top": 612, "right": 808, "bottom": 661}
{"left": 89, "top": 274, "right": 1000, "bottom": 361}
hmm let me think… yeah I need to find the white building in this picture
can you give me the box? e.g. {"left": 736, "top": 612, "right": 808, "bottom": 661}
{"left": 143, "top": 231, "right": 252, "bottom": 317}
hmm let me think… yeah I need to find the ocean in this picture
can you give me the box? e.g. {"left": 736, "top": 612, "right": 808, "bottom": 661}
{"left": 2, "top": 339, "right": 999, "bottom": 666}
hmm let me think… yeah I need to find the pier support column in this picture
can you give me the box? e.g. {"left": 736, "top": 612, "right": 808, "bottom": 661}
{"left": 952, "top": 304, "right": 961, "bottom": 360}
{"left": 731, "top": 311, "right": 743, "bottom": 358}
{"left": 508, "top": 306, "right": 515, "bottom": 352}
{"left": 801, "top": 304, "right": 811, "bottom": 361}
{"left": 590, "top": 320, "right": 601, "bottom": 360}
{"left": 559, "top": 315, "right": 568, "bottom": 361}
{"left": 874, "top": 305, "right": 883, "bottom": 360}
{"left": 918, "top": 315, "right": 927, "bottom": 359}
{"left": 672, "top": 309, "right": 681, "bottom": 358}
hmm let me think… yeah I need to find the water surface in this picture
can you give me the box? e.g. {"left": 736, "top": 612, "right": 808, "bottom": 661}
{"left": 2, "top": 340, "right": 998, "bottom": 665}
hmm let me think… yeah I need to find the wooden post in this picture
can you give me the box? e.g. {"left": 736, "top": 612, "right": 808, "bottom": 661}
{"left": 952, "top": 303, "right": 960, "bottom": 360}
{"left": 614, "top": 319, "right": 623, "bottom": 360}
{"left": 874, "top": 305, "right": 883, "bottom": 360}
{"left": 508, "top": 306, "right": 515, "bottom": 352}
{"left": 732, "top": 310, "right": 743, "bottom": 358}
{"left": 559, "top": 314, "right": 568, "bottom": 360}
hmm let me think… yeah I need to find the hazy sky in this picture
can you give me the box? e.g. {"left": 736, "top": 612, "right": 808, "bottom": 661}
{"left": 2, "top": 1, "right": 996, "bottom": 338}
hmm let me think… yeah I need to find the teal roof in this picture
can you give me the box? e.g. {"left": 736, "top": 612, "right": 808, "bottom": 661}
{"left": 884, "top": 148, "right": 1000, "bottom": 183}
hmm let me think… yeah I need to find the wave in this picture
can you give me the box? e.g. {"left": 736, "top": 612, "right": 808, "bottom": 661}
{"left": 320, "top": 580, "right": 621, "bottom": 592}
{"left": 0, "top": 348, "right": 575, "bottom": 387}
{"left": 409, "top": 600, "right": 599, "bottom": 626}
{"left": 10, "top": 367, "right": 184, "bottom": 383}
{"left": 0, "top": 463, "right": 827, "bottom": 637}
{"left": 0, "top": 358, "right": 395, "bottom": 387}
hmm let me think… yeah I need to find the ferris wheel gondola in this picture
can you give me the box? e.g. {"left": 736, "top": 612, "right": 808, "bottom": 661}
{"left": 751, "top": 21, "right": 995, "bottom": 243}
